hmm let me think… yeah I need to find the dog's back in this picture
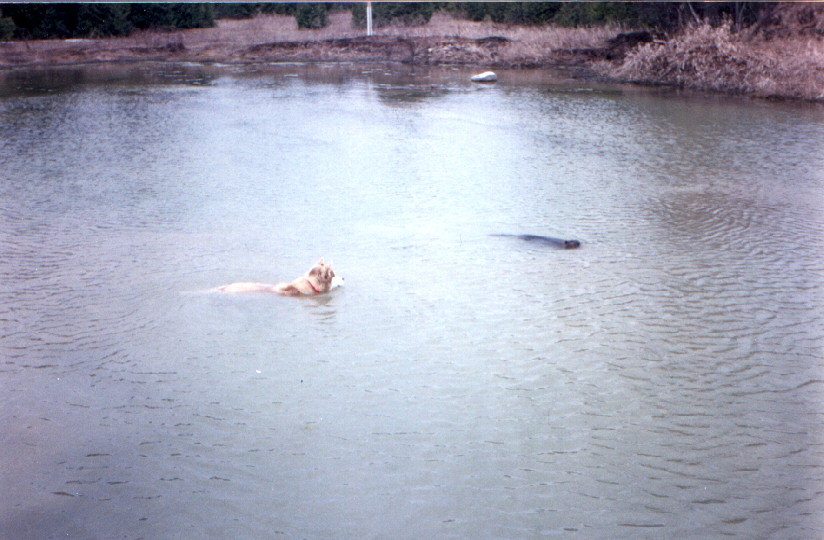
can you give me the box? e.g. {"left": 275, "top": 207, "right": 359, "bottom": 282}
{"left": 216, "top": 282, "right": 278, "bottom": 293}
{"left": 217, "top": 258, "right": 341, "bottom": 296}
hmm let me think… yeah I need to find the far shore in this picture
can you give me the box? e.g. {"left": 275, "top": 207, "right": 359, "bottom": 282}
{"left": 1, "top": 11, "right": 822, "bottom": 102}
{"left": 0, "top": 13, "right": 617, "bottom": 71}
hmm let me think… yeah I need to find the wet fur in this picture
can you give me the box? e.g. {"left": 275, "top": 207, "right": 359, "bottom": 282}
{"left": 492, "top": 234, "right": 581, "bottom": 249}
{"left": 217, "top": 258, "right": 341, "bottom": 296}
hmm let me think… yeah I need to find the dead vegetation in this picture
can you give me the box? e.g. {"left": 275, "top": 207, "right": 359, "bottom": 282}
{"left": 598, "top": 4, "right": 824, "bottom": 101}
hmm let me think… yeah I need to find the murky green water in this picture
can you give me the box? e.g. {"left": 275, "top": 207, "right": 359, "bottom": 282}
{"left": 2, "top": 62, "right": 823, "bottom": 539}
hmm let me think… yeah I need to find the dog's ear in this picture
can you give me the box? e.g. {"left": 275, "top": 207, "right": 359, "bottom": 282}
{"left": 316, "top": 257, "right": 325, "bottom": 266}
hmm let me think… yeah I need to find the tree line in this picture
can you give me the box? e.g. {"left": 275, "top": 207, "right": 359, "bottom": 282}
{"left": 0, "top": 2, "right": 774, "bottom": 41}
{"left": 0, "top": 4, "right": 216, "bottom": 40}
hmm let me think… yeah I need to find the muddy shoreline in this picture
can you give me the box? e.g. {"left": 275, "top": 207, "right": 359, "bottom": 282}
{"left": 0, "top": 34, "right": 611, "bottom": 75}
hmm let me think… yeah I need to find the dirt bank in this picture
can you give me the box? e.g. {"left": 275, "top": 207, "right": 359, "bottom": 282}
{"left": 0, "top": 35, "right": 597, "bottom": 69}
{"left": 1, "top": 9, "right": 821, "bottom": 101}
{"left": 0, "top": 12, "right": 614, "bottom": 70}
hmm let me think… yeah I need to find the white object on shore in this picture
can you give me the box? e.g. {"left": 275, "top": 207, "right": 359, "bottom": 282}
{"left": 471, "top": 71, "right": 498, "bottom": 83}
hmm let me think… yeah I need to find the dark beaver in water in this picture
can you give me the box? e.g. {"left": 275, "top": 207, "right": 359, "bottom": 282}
{"left": 492, "top": 234, "right": 581, "bottom": 249}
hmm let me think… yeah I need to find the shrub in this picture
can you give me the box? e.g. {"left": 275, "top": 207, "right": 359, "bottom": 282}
{"left": 127, "top": 4, "right": 213, "bottom": 32}
{"left": 453, "top": 2, "right": 559, "bottom": 25}
{"left": 352, "top": 2, "right": 435, "bottom": 29}
{"left": 553, "top": 2, "right": 639, "bottom": 27}
{"left": 128, "top": 4, "right": 175, "bottom": 30}
{"left": 75, "top": 4, "right": 132, "bottom": 37}
{"left": 3, "top": 4, "right": 76, "bottom": 39}
{"left": 0, "top": 14, "right": 15, "bottom": 40}
{"left": 295, "top": 3, "right": 328, "bottom": 30}
{"left": 172, "top": 4, "right": 214, "bottom": 30}
{"left": 213, "top": 3, "right": 297, "bottom": 20}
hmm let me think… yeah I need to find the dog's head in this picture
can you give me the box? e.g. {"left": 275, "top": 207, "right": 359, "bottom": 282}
{"left": 307, "top": 258, "right": 335, "bottom": 285}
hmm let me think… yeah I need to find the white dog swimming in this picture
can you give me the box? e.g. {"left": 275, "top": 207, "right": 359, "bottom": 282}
{"left": 216, "top": 258, "right": 343, "bottom": 296}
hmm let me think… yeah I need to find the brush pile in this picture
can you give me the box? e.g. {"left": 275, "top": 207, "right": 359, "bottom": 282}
{"left": 599, "top": 4, "right": 824, "bottom": 101}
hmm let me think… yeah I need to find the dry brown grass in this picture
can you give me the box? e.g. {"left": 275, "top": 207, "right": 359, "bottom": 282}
{"left": 599, "top": 15, "right": 824, "bottom": 101}
{"left": 381, "top": 11, "right": 616, "bottom": 46}
{"left": 203, "top": 11, "right": 360, "bottom": 44}
{"left": 393, "top": 11, "right": 617, "bottom": 66}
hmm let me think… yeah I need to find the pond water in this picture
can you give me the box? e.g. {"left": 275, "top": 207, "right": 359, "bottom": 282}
{"left": 1, "top": 62, "right": 823, "bottom": 539}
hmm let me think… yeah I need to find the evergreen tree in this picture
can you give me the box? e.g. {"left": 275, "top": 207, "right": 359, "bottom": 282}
{"left": 295, "top": 3, "right": 328, "bottom": 30}
{"left": 0, "top": 8, "right": 16, "bottom": 40}
{"left": 4, "top": 4, "right": 77, "bottom": 39}
{"left": 172, "top": 3, "right": 214, "bottom": 30}
{"left": 352, "top": 2, "right": 435, "bottom": 28}
{"left": 76, "top": 4, "right": 132, "bottom": 37}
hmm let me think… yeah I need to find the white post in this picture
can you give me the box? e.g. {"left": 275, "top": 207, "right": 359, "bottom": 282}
{"left": 366, "top": 2, "right": 373, "bottom": 36}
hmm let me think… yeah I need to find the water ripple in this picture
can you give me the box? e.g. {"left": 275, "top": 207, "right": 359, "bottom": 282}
{"left": 2, "top": 63, "right": 823, "bottom": 540}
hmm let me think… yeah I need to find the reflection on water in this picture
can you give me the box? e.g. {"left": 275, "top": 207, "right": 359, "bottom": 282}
{"left": 1, "top": 62, "right": 823, "bottom": 539}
